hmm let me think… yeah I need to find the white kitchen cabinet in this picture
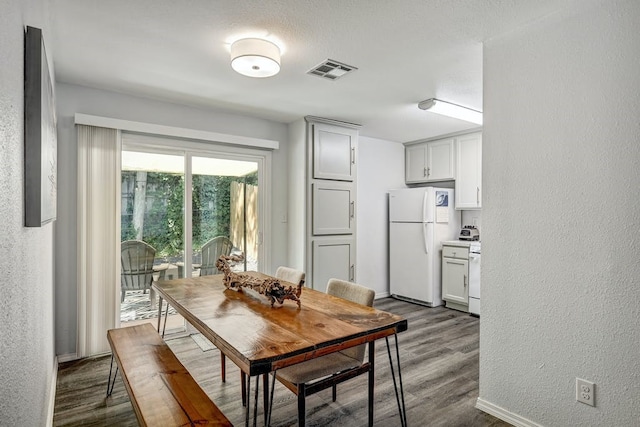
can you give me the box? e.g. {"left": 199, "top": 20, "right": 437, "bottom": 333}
{"left": 405, "top": 138, "right": 455, "bottom": 184}
{"left": 313, "top": 122, "right": 357, "bottom": 182}
{"left": 441, "top": 244, "right": 469, "bottom": 312}
{"left": 405, "top": 144, "right": 428, "bottom": 183}
{"left": 428, "top": 139, "right": 456, "bottom": 181}
{"left": 312, "top": 238, "right": 355, "bottom": 293}
{"left": 312, "top": 181, "right": 354, "bottom": 235}
{"left": 288, "top": 116, "right": 360, "bottom": 290}
{"left": 455, "top": 132, "right": 482, "bottom": 209}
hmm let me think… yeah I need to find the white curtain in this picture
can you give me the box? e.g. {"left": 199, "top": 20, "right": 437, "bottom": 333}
{"left": 77, "top": 125, "right": 121, "bottom": 357}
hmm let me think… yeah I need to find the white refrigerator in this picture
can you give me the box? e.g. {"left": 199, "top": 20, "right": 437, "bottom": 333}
{"left": 389, "top": 187, "right": 460, "bottom": 307}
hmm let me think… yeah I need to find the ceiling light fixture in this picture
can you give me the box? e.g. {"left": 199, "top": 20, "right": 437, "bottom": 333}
{"left": 418, "top": 98, "right": 483, "bottom": 125}
{"left": 230, "top": 38, "right": 281, "bottom": 78}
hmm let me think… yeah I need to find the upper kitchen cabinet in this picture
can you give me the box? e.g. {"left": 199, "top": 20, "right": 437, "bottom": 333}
{"left": 404, "top": 138, "right": 455, "bottom": 183}
{"left": 288, "top": 116, "right": 360, "bottom": 290}
{"left": 313, "top": 122, "right": 357, "bottom": 181}
{"left": 405, "top": 144, "right": 428, "bottom": 183}
{"left": 455, "top": 132, "right": 482, "bottom": 209}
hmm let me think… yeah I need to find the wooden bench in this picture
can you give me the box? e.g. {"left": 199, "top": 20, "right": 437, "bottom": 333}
{"left": 107, "top": 323, "right": 233, "bottom": 426}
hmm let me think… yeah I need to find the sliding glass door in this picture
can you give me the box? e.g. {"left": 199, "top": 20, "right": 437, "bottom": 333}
{"left": 190, "top": 155, "right": 259, "bottom": 277}
{"left": 119, "top": 135, "right": 264, "bottom": 328}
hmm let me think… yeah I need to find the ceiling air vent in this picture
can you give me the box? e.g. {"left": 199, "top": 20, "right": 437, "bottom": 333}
{"left": 307, "top": 59, "right": 357, "bottom": 80}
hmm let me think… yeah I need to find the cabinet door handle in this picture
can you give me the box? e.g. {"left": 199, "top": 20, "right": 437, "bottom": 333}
{"left": 351, "top": 147, "right": 356, "bottom": 165}
{"left": 350, "top": 201, "right": 355, "bottom": 219}
{"left": 423, "top": 167, "right": 427, "bottom": 177}
{"left": 350, "top": 264, "right": 355, "bottom": 281}
{"left": 477, "top": 187, "right": 480, "bottom": 204}
{"left": 464, "top": 274, "right": 468, "bottom": 287}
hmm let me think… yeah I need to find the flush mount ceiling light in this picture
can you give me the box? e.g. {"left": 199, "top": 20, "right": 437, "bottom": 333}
{"left": 418, "top": 98, "right": 483, "bottom": 125}
{"left": 230, "top": 38, "right": 281, "bottom": 78}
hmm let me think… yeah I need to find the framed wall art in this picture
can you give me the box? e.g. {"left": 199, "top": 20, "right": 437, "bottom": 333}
{"left": 24, "top": 26, "right": 57, "bottom": 227}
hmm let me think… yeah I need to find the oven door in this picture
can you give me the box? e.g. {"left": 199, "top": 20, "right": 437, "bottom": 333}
{"left": 468, "top": 252, "right": 481, "bottom": 315}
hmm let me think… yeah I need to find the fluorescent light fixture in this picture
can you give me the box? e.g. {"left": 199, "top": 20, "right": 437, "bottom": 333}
{"left": 230, "top": 38, "right": 281, "bottom": 78}
{"left": 418, "top": 98, "right": 483, "bottom": 125}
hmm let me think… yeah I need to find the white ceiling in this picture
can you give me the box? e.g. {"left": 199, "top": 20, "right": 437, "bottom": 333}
{"left": 50, "top": 0, "right": 594, "bottom": 143}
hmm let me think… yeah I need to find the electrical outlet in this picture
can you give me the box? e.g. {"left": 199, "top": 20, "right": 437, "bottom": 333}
{"left": 576, "top": 378, "right": 595, "bottom": 406}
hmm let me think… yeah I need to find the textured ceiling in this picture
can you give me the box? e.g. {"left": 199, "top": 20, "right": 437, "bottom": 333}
{"left": 49, "top": 0, "right": 599, "bottom": 142}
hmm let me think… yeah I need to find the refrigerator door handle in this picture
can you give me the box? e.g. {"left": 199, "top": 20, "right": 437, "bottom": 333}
{"left": 422, "top": 191, "right": 427, "bottom": 223}
{"left": 423, "top": 223, "right": 429, "bottom": 254}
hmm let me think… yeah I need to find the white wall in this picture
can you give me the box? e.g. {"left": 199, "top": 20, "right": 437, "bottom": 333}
{"left": 356, "top": 136, "right": 405, "bottom": 297}
{"left": 286, "top": 119, "right": 306, "bottom": 270}
{"left": 54, "top": 83, "right": 290, "bottom": 357}
{"left": 480, "top": 1, "right": 640, "bottom": 425}
{"left": 0, "top": 0, "right": 57, "bottom": 425}
{"left": 461, "top": 210, "right": 482, "bottom": 235}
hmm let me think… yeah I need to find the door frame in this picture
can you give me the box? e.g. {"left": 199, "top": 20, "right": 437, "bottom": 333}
{"left": 119, "top": 132, "right": 271, "bottom": 326}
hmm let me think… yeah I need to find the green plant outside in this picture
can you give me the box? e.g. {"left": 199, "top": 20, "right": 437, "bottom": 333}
{"left": 121, "top": 171, "right": 257, "bottom": 259}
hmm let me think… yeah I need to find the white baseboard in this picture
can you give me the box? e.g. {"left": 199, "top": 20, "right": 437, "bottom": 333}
{"left": 46, "top": 356, "right": 59, "bottom": 427}
{"left": 57, "top": 352, "right": 78, "bottom": 363}
{"left": 375, "top": 291, "right": 391, "bottom": 299}
{"left": 476, "top": 397, "right": 543, "bottom": 427}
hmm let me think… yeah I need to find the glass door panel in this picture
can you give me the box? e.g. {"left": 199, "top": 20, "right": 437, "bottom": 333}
{"left": 191, "top": 156, "right": 259, "bottom": 274}
{"left": 120, "top": 150, "right": 185, "bottom": 327}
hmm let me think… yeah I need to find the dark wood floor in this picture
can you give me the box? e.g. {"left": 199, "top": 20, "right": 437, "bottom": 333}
{"left": 53, "top": 297, "right": 511, "bottom": 426}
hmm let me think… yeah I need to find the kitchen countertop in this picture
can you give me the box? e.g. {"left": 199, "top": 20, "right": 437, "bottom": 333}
{"left": 442, "top": 240, "right": 481, "bottom": 248}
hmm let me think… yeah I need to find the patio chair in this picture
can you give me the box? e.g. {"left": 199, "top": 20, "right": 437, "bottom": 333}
{"left": 199, "top": 236, "right": 234, "bottom": 276}
{"left": 176, "top": 236, "right": 234, "bottom": 278}
{"left": 272, "top": 278, "right": 375, "bottom": 426}
{"left": 120, "top": 240, "right": 157, "bottom": 303}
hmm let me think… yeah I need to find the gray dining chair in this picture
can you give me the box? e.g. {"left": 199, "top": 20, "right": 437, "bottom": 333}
{"left": 120, "top": 240, "right": 157, "bottom": 303}
{"left": 273, "top": 266, "right": 306, "bottom": 288}
{"left": 236, "top": 266, "right": 306, "bottom": 405}
{"left": 272, "top": 278, "right": 375, "bottom": 426}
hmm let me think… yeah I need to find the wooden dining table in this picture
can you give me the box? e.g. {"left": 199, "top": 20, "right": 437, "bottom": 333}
{"left": 153, "top": 272, "right": 408, "bottom": 427}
